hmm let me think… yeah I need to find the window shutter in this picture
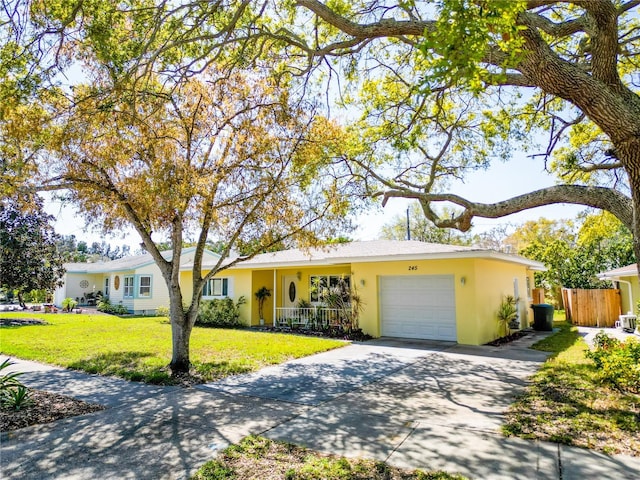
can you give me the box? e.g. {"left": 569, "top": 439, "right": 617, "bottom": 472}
{"left": 222, "top": 279, "right": 228, "bottom": 296}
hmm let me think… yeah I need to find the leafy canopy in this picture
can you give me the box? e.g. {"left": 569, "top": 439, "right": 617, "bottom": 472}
{"left": 0, "top": 196, "right": 66, "bottom": 304}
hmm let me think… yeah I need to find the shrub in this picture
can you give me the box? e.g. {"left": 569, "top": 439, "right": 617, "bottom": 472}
{"left": 586, "top": 332, "right": 640, "bottom": 393}
{"left": 62, "top": 297, "right": 78, "bottom": 312}
{"left": 155, "top": 305, "right": 169, "bottom": 317}
{"left": 97, "top": 297, "right": 129, "bottom": 315}
{"left": 496, "top": 295, "right": 518, "bottom": 338}
{"left": 0, "top": 358, "right": 32, "bottom": 411}
{"left": 197, "top": 297, "right": 246, "bottom": 328}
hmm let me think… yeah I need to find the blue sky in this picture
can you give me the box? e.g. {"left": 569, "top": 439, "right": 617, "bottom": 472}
{"left": 354, "top": 150, "right": 584, "bottom": 241}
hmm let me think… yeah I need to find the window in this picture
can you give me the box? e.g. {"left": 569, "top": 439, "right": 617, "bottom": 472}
{"left": 310, "top": 275, "right": 351, "bottom": 303}
{"left": 104, "top": 277, "right": 110, "bottom": 297}
{"left": 202, "top": 278, "right": 228, "bottom": 297}
{"left": 123, "top": 276, "right": 134, "bottom": 298}
{"left": 138, "top": 275, "right": 151, "bottom": 298}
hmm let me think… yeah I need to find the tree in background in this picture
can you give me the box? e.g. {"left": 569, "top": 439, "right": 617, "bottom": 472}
{"left": 519, "top": 212, "right": 634, "bottom": 304}
{"left": 380, "top": 203, "right": 471, "bottom": 245}
{"left": 0, "top": 196, "right": 65, "bottom": 306}
{"left": 56, "top": 235, "right": 130, "bottom": 262}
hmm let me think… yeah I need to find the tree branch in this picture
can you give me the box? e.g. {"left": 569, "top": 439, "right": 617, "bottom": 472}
{"left": 295, "top": 0, "right": 433, "bottom": 39}
{"left": 382, "top": 185, "right": 633, "bottom": 232}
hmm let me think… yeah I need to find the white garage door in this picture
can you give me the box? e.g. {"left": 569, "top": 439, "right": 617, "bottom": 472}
{"left": 380, "top": 275, "right": 457, "bottom": 341}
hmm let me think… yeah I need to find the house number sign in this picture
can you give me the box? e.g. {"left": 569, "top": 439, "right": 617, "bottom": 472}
{"left": 408, "top": 266, "right": 418, "bottom": 271}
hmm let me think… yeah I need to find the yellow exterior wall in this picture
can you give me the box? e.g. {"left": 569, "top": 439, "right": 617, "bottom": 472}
{"left": 353, "top": 258, "right": 477, "bottom": 343}
{"left": 273, "top": 266, "right": 351, "bottom": 308}
{"left": 472, "top": 259, "right": 533, "bottom": 345}
{"left": 181, "top": 269, "right": 253, "bottom": 325}
{"left": 250, "top": 270, "right": 275, "bottom": 326}
{"left": 618, "top": 275, "right": 639, "bottom": 314}
{"left": 183, "top": 257, "right": 535, "bottom": 345}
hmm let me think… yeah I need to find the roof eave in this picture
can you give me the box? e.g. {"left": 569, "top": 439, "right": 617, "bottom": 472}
{"left": 220, "top": 249, "right": 545, "bottom": 271}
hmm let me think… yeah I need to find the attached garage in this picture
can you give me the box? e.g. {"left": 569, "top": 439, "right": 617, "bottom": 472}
{"left": 379, "top": 274, "right": 457, "bottom": 341}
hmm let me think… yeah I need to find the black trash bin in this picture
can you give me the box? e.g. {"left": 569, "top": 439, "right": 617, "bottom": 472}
{"left": 531, "top": 303, "right": 554, "bottom": 331}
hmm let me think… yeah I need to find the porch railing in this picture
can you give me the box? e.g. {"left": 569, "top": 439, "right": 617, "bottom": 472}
{"left": 275, "top": 307, "right": 349, "bottom": 329}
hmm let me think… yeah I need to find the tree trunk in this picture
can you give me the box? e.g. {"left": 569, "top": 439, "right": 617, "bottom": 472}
{"left": 168, "top": 284, "right": 192, "bottom": 375}
{"left": 621, "top": 144, "right": 640, "bottom": 301}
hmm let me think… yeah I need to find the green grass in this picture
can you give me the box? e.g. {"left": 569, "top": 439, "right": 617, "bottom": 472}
{"left": 0, "top": 313, "right": 345, "bottom": 384}
{"left": 191, "top": 435, "right": 467, "bottom": 480}
{"left": 503, "top": 321, "right": 640, "bottom": 456}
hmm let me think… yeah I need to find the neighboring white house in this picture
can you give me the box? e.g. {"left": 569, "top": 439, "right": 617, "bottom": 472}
{"left": 54, "top": 247, "right": 223, "bottom": 314}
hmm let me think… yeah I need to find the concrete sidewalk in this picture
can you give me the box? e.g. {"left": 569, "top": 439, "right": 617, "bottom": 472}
{"left": 2, "top": 336, "right": 639, "bottom": 479}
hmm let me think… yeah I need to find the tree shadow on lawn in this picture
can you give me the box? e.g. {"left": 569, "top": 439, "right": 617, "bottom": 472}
{"left": 67, "top": 351, "right": 171, "bottom": 384}
{"left": 68, "top": 351, "right": 256, "bottom": 385}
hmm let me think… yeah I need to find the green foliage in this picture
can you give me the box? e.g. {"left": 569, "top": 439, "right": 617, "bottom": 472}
{"left": 191, "top": 460, "right": 236, "bottom": 480}
{"left": 97, "top": 297, "right": 129, "bottom": 315}
{"left": 21, "top": 289, "right": 47, "bottom": 303}
{"left": 254, "top": 286, "right": 271, "bottom": 320}
{"left": 1, "top": 384, "right": 33, "bottom": 410}
{"left": 586, "top": 333, "right": 640, "bottom": 394}
{"left": 192, "top": 435, "right": 468, "bottom": 480}
{"left": 504, "top": 323, "right": 640, "bottom": 455}
{"left": 0, "top": 196, "right": 66, "bottom": 307}
{"left": 196, "top": 297, "right": 246, "bottom": 328}
{"left": 496, "top": 295, "right": 518, "bottom": 338}
{"left": 62, "top": 297, "right": 78, "bottom": 312}
{"left": 155, "top": 305, "right": 169, "bottom": 317}
{"left": 520, "top": 213, "right": 635, "bottom": 291}
{"left": 0, "top": 357, "right": 32, "bottom": 411}
{"left": 419, "top": 0, "right": 526, "bottom": 92}
{"left": 312, "top": 276, "right": 364, "bottom": 331}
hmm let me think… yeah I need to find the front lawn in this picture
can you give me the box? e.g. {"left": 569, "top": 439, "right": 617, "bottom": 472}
{"left": 0, "top": 313, "right": 345, "bottom": 384}
{"left": 503, "top": 321, "right": 640, "bottom": 456}
{"left": 192, "top": 435, "right": 467, "bottom": 480}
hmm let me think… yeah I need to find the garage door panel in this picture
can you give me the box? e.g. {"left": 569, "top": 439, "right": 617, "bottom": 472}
{"left": 380, "top": 275, "right": 456, "bottom": 341}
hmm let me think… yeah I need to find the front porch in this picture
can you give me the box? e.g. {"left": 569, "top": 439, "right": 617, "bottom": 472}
{"left": 249, "top": 265, "right": 352, "bottom": 327}
{"left": 274, "top": 307, "right": 346, "bottom": 329}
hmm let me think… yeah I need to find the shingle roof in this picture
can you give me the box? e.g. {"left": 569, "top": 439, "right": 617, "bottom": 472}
{"left": 64, "top": 249, "right": 179, "bottom": 273}
{"left": 220, "top": 240, "right": 544, "bottom": 270}
{"left": 598, "top": 263, "right": 638, "bottom": 278}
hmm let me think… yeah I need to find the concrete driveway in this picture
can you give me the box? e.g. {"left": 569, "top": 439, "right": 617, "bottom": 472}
{"left": 2, "top": 335, "right": 639, "bottom": 479}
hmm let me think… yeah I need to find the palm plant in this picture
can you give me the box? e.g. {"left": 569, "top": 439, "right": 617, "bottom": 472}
{"left": 496, "top": 295, "right": 519, "bottom": 338}
{"left": 254, "top": 286, "right": 271, "bottom": 323}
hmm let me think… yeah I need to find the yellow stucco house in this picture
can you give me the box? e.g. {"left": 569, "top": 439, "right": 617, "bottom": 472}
{"left": 56, "top": 240, "right": 545, "bottom": 345}
{"left": 598, "top": 263, "right": 639, "bottom": 315}
{"left": 190, "top": 240, "right": 544, "bottom": 345}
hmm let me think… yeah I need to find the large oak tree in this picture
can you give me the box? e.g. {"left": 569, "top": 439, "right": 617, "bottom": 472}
{"left": 285, "top": 0, "right": 640, "bottom": 273}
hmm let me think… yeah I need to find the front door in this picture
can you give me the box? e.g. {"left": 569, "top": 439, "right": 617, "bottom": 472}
{"left": 283, "top": 275, "right": 299, "bottom": 309}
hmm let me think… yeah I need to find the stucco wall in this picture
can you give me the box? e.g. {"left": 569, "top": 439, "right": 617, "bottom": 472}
{"left": 471, "top": 259, "right": 533, "bottom": 345}
{"left": 59, "top": 273, "right": 104, "bottom": 306}
{"left": 251, "top": 270, "right": 275, "bottom": 326}
{"left": 183, "top": 269, "right": 253, "bottom": 325}
{"left": 618, "top": 275, "right": 639, "bottom": 314}
{"left": 353, "top": 258, "right": 476, "bottom": 342}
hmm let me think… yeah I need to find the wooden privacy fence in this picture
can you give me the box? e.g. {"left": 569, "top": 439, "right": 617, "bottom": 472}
{"left": 561, "top": 288, "right": 621, "bottom": 327}
{"left": 531, "top": 288, "right": 545, "bottom": 304}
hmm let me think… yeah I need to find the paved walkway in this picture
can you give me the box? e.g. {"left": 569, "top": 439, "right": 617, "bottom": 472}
{"left": 2, "top": 333, "right": 639, "bottom": 479}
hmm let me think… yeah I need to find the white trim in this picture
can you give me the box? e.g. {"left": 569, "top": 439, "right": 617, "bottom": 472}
{"left": 226, "top": 250, "right": 545, "bottom": 271}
